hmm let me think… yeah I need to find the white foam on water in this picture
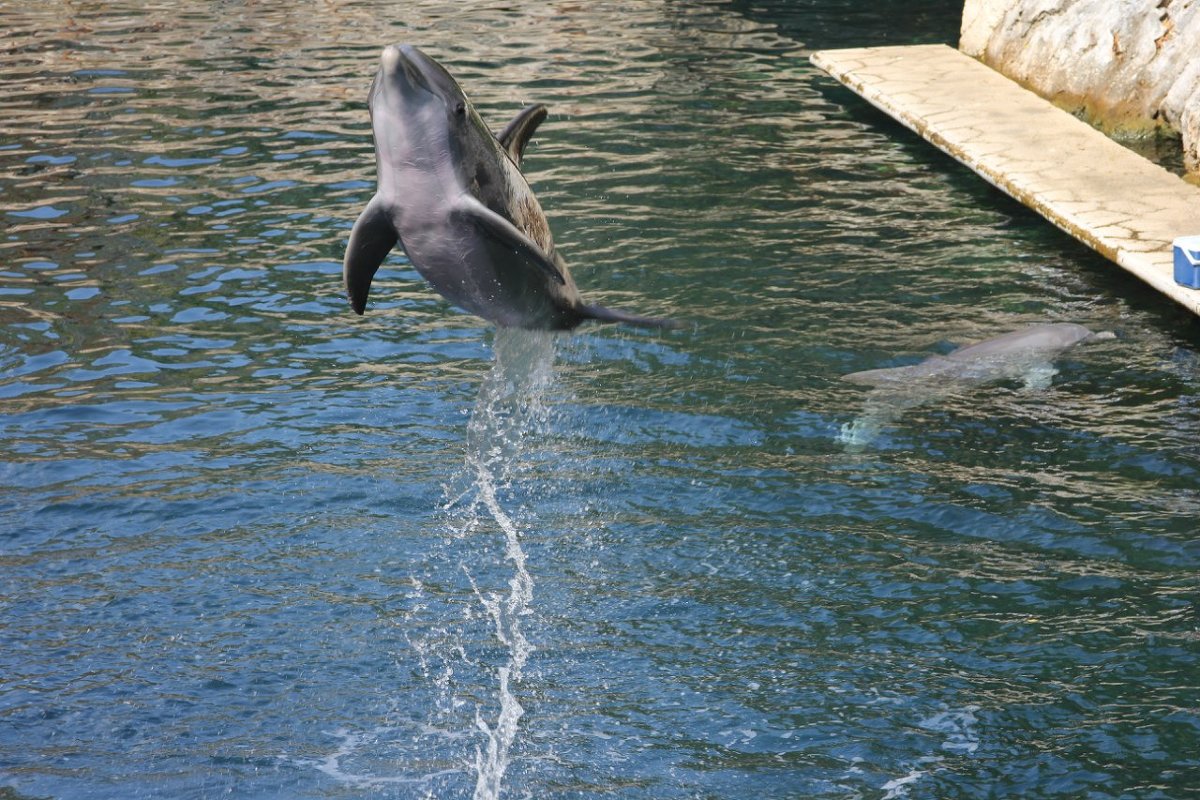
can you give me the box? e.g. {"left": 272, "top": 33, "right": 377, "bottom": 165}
{"left": 881, "top": 768, "right": 927, "bottom": 799}
{"left": 294, "top": 727, "right": 462, "bottom": 790}
{"left": 1019, "top": 362, "right": 1058, "bottom": 391}
{"left": 878, "top": 704, "right": 982, "bottom": 798}
{"left": 837, "top": 413, "right": 886, "bottom": 450}
{"left": 919, "top": 703, "right": 982, "bottom": 755}
{"left": 838, "top": 398, "right": 900, "bottom": 451}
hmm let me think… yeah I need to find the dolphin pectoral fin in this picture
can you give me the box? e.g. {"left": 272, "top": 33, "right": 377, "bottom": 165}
{"left": 496, "top": 103, "right": 547, "bottom": 165}
{"left": 343, "top": 195, "right": 399, "bottom": 315}
{"left": 454, "top": 196, "right": 567, "bottom": 286}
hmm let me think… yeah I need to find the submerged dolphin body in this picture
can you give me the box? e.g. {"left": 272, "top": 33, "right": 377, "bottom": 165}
{"left": 843, "top": 323, "right": 1109, "bottom": 388}
{"left": 342, "top": 44, "right": 675, "bottom": 331}
{"left": 839, "top": 323, "right": 1113, "bottom": 448}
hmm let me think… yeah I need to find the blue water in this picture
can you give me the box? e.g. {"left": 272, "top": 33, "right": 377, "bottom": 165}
{"left": 2, "top": 2, "right": 1199, "bottom": 798}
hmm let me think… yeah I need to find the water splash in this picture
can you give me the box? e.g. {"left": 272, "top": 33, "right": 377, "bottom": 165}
{"left": 304, "top": 727, "right": 462, "bottom": 791}
{"left": 838, "top": 390, "right": 917, "bottom": 451}
{"left": 459, "top": 328, "right": 558, "bottom": 800}
{"left": 299, "top": 330, "right": 559, "bottom": 796}
{"left": 466, "top": 459, "right": 534, "bottom": 800}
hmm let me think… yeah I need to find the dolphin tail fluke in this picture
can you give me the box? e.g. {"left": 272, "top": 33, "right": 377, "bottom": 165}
{"left": 841, "top": 367, "right": 901, "bottom": 386}
{"left": 343, "top": 194, "right": 399, "bottom": 315}
{"left": 578, "top": 303, "right": 681, "bottom": 330}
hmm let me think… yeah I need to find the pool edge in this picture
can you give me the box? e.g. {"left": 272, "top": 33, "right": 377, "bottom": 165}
{"left": 811, "top": 44, "right": 1200, "bottom": 319}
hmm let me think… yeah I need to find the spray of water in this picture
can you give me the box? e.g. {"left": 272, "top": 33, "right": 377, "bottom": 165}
{"left": 838, "top": 391, "right": 911, "bottom": 450}
{"left": 466, "top": 461, "right": 533, "bottom": 800}
{"left": 459, "top": 328, "right": 558, "bottom": 800}
{"left": 304, "top": 329, "right": 558, "bottom": 796}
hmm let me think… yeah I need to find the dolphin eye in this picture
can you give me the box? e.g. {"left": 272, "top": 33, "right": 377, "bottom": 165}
{"left": 454, "top": 101, "right": 466, "bottom": 116}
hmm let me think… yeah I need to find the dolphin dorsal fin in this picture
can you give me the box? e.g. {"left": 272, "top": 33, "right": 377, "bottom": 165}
{"left": 497, "top": 104, "right": 548, "bottom": 166}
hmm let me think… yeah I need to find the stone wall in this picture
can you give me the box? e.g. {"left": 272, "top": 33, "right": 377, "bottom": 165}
{"left": 960, "top": 0, "right": 1200, "bottom": 175}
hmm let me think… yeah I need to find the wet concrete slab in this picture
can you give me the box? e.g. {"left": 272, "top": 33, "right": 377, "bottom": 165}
{"left": 812, "top": 44, "right": 1200, "bottom": 316}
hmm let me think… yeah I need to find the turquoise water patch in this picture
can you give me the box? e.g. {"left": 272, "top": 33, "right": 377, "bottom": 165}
{"left": 9, "top": 205, "right": 69, "bottom": 219}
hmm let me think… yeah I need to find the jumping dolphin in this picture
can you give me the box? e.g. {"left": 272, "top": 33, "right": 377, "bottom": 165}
{"left": 838, "top": 323, "right": 1114, "bottom": 448}
{"left": 342, "top": 44, "right": 676, "bottom": 331}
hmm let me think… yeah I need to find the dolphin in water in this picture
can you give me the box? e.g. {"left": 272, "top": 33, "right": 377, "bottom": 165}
{"left": 839, "top": 323, "right": 1114, "bottom": 448}
{"left": 342, "top": 44, "right": 676, "bottom": 331}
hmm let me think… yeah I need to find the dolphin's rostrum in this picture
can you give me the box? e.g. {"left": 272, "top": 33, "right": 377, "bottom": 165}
{"left": 343, "top": 44, "right": 676, "bottom": 331}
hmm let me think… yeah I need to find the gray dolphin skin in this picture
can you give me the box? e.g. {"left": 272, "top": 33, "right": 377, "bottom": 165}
{"left": 842, "top": 323, "right": 1112, "bottom": 388}
{"left": 838, "top": 323, "right": 1114, "bottom": 449}
{"left": 342, "top": 44, "right": 676, "bottom": 330}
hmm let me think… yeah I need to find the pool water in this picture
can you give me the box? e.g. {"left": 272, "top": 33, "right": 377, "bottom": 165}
{"left": 2, "top": 2, "right": 1198, "bottom": 798}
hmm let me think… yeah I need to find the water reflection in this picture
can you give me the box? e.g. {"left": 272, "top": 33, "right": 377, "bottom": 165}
{"left": 2, "top": 1, "right": 1200, "bottom": 799}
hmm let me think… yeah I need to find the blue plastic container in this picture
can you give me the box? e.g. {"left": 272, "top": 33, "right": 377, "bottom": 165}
{"left": 1174, "top": 235, "right": 1200, "bottom": 288}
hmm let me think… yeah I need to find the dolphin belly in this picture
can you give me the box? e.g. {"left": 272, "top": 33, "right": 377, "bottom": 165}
{"left": 403, "top": 226, "right": 581, "bottom": 330}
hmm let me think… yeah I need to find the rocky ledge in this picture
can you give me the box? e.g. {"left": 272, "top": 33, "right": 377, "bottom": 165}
{"left": 960, "top": 0, "right": 1200, "bottom": 176}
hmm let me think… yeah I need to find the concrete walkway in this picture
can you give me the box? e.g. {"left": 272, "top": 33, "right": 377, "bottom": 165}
{"left": 811, "top": 44, "right": 1200, "bottom": 317}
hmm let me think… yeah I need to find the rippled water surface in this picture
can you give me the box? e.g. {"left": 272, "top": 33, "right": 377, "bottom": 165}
{"left": 3, "top": 2, "right": 1199, "bottom": 798}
